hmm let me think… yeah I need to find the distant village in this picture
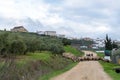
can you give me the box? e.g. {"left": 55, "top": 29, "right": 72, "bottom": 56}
{"left": 10, "top": 26, "right": 65, "bottom": 38}
{"left": 4, "top": 26, "right": 120, "bottom": 50}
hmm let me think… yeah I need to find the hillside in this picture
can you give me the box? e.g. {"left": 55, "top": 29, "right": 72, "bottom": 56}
{"left": 0, "top": 31, "right": 82, "bottom": 80}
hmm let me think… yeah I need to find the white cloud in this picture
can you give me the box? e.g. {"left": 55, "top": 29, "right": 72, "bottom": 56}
{"left": 64, "top": 0, "right": 92, "bottom": 8}
{"left": 0, "top": 0, "right": 50, "bottom": 19}
{"left": 41, "top": 13, "right": 64, "bottom": 26}
{"left": 96, "top": 26, "right": 111, "bottom": 33}
{"left": 0, "top": 0, "right": 120, "bottom": 39}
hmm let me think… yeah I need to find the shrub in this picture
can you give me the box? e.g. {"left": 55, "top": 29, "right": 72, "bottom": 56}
{"left": 62, "top": 38, "right": 71, "bottom": 46}
{"left": 10, "top": 40, "right": 26, "bottom": 54}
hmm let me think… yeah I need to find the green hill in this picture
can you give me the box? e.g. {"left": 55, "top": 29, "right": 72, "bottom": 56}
{"left": 0, "top": 31, "right": 81, "bottom": 80}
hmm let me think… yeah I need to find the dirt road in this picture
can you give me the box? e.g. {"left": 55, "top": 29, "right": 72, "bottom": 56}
{"left": 51, "top": 51, "right": 112, "bottom": 80}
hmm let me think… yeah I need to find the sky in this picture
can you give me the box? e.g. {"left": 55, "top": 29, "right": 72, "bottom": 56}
{"left": 0, "top": 0, "right": 120, "bottom": 39}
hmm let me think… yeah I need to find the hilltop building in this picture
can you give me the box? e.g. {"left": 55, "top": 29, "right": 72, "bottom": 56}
{"left": 36, "top": 31, "right": 66, "bottom": 38}
{"left": 37, "top": 31, "right": 57, "bottom": 36}
{"left": 11, "top": 26, "right": 28, "bottom": 32}
{"left": 44, "top": 31, "right": 56, "bottom": 36}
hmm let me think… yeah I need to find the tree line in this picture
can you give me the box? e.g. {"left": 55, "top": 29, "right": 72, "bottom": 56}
{"left": 0, "top": 31, "right": 71, "bottom": 56}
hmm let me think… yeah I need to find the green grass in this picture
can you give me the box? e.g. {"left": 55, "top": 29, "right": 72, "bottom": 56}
{"left": 26, "top": 51, "right": 52, "bottom": 61}
{"left": 39, "top": 62, "right": 78, "bottom": 80}
{"left": 0, "top": 51, "right": 76, "bottom": 80}
{"left": 99, "top": 61, "right": 120, "bottom": 80}
{"left": 0, "top": 62, "right": 5, "bottom": 68}
{"left": 16, "top": 51, "right": 52, "bottom": 65}
{"left": 97, "top": 52, "right": 105, "bottom": 57}
{"left": 64, "top": 46, "right": 84, "bottom": 56}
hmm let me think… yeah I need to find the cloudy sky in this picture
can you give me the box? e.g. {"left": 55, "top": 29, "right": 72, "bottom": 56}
{"left": 0, "top": 0, "right": 120, "bottom": 39}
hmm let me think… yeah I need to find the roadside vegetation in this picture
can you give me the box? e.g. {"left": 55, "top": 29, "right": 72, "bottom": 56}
{"left": 0, "top": 31, "right": 80, "bottom": 80}
{"left": 0, "top": 51, "right": 74, "bottom": 80}
{"left": 97, "top": 52, "right": 120, "bottom": 80}
{"left": 64, "top": 46, "right": 84, "bottom": 56}
{"left": 99, "top": 61, "right": 120, "bottom": 80}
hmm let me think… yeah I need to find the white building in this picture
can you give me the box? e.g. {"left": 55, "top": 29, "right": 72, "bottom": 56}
{"left": 44, "top": 31, "right": 56, "bottom": 36}
{"left": 37, "top": 31, "right": 57, "bottom": 36}
{"left": 93, "top": 38, "right": 105, "bottom": 48}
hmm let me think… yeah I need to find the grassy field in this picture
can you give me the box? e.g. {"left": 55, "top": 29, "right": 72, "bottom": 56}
{"left": 26, "top": 51, "right": 52, "bottom": 61}
{"left": 17, "top": 46, "right": 83, "bottom": 63}
{"left": 16, "top": 51, "right": 52, "bottom": 65}
{"left": 99, "top": 61, "right": 120, "bottom": 80}
{"left": 64, "top": 46, "right": 84, "bottom": 56}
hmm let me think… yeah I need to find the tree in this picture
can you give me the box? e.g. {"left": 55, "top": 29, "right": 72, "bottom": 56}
{"left": 10, "top": 40, "right": 26, "bottom": 54}
{"left": 25, "top": 38, "right": 43, "bottom": 53}
{"left": 105, "top": 34, "right": 113, "bottom": 50}
{"left": 0, "top": 32, "right": 9, "bottom": 55}
{"left": 0, "top": 31, "right": 65, "bottom": 55}
{"left": 62, "top": 38, "right": 71, "bottom": 46}
{"left": 50, "top": 44, "right": 64, "bottom": 54}
{"left": 112, "top": 41, "right": 118, "bottom": 49}
{"left": 39, "top": 43, "right": 47, "bottom": 51}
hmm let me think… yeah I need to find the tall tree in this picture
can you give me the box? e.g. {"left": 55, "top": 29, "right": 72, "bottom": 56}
{"left": 105, "top": 34, "right": 113, "bottom": 50}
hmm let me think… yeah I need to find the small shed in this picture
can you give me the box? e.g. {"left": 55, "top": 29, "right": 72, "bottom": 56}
{"left": 111, "top": 49, "right": 120, "bottom": 64}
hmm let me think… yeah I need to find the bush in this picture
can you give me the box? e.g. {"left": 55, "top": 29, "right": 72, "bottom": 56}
{"left": 0, "top": 32, "right": 9, "bottom": 55}
{"left": 10, "top": 40, "right": 26, "bottom": 54}
{"left": 50, "top": 44, "right": 64, "bottom": 54}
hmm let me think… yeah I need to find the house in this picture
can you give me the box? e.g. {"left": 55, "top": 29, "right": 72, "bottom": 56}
{"left": 37, "top": 31, "right": 56, "bottom": 36}
{"left": 11, "top": 26, "right": 28, "bottom": 32}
